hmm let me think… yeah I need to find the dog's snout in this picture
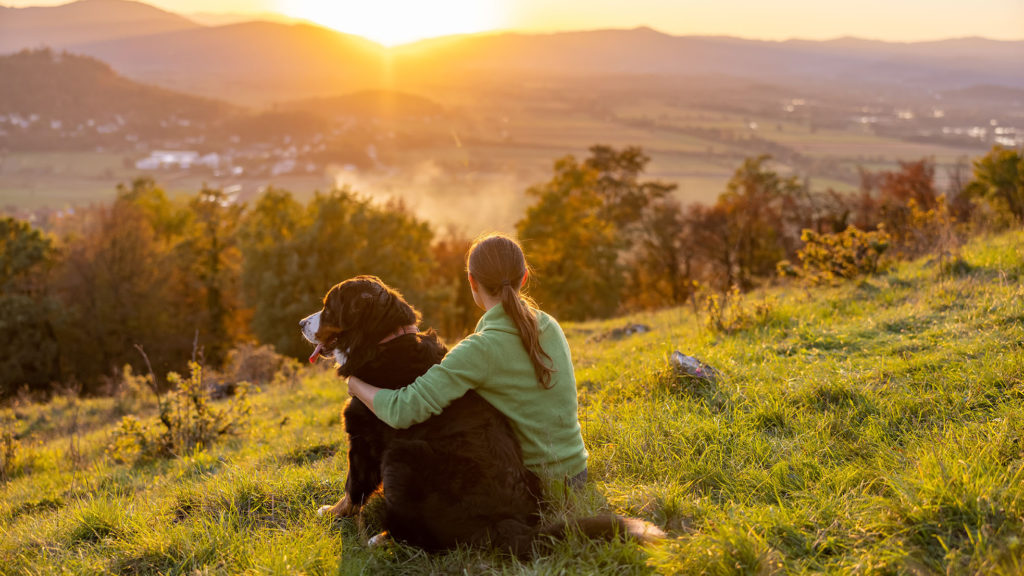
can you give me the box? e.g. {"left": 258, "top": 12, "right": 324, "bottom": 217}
{"left": 299, "top": 318, "right": 307, "bottom": 328}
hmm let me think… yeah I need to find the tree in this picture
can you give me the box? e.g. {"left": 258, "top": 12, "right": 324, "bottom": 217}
{"left": 517, "top": 146, "right": 674, "bottom": 320}
{"left": 0, "top": 218, "right": 59, "bottom": 395}
{"left": 54, "top": 197, "right": 182, "bottom": 389}
{"left": 174, "top": 187, "right": 246, "bottom": 364}
{"left": 714, "top": 155, "right": 801, "bottom": 290}
{"left": 422, "top": 229, "right": 476, "bottom": 340}
{"left": 966, "top": 146, "right": 1024, "bottom": 225}
{"left": 626, "top": 197, "right": 695, "bottom": 309}
{"left": 685, "top": 203, "right": 737, "bottom": 292}
{"left": 238, "top": 188, "right": 305, "bottom": 356}
{"left": 238, "top": 188, "right": 435, "bottom": 359}
{"left": 586, "top": 145, "right": 676, "bottom": 235}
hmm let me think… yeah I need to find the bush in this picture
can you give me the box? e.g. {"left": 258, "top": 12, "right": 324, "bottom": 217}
{"left": 223, "top": 343, "right": 299, "bottom": 388}
{"left": 899, "top": 198, "right": 962, "bottom": 259}
{"left": 1, "top": 423, "right": 18, "bottom": 482}
{"left": 782, "top": 226, "right": 890, "bottom": 285}
{"left": 107, "top": 362, "right": 254, "bottom": 462}
{"left": 700, "top": 284, "right": 778, "bottom": 334}
{"left": 0, "top": 413, "right": 35, "bottom": 482}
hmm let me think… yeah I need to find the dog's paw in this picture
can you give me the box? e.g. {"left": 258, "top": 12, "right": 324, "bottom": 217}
{"left": 367, "top": 531, "right": 390, "bottom": 548}
{"left": 318, "top": 496, "right": 361, "bottom": 519}
{"left": 335, "top": 496, "right": 360, "bottom": 517}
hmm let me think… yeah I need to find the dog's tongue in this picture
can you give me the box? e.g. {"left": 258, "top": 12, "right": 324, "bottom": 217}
{"left": 308, "top": 344, "right": 323, "bottom": 364}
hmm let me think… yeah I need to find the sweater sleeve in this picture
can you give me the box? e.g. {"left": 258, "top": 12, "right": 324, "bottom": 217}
{"left": 373, "top": 333, "right": 491, "bottom": 429}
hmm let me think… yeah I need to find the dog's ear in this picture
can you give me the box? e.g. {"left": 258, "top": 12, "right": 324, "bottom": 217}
{"left": 339, "top": 282, "right": 384, "bottom": 330}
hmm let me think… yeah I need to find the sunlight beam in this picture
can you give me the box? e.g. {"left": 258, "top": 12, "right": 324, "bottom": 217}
{"left": 280, "top": 0, "right": 506, "bottom": 46}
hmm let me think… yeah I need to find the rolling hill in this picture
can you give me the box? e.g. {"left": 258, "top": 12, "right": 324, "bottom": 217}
{"left": 70, "top": 21, "right": 391, "bottom": 104}
{"left": 0, "top": 0, "right": 199, "bottom": 53}
{"left": 0, "top": 49, "right": 234, "bottom": 149}
{"left": 5, "top": 1, "right": 1020, "bottom": 105}
{"left": 70, "top": 24, "right": 1024, "bottom": 104}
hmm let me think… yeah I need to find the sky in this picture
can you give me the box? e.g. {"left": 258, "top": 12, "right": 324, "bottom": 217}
{"left": 7, "top": 0, "right": 1024, "bottom": 45}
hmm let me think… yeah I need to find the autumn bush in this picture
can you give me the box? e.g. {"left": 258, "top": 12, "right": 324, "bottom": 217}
{"left": 107, "top": 362, "right": 254, "bottom": 463}
{"left": 780, "top": 226, "right": 891, "bottom": 284}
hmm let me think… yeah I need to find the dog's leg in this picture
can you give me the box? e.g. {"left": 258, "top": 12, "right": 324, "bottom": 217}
{"left": 319, "top": 400, "right": 386, "bottom": 519}
{"left": 317, "top": 494, "right": 361, "bottom": 518}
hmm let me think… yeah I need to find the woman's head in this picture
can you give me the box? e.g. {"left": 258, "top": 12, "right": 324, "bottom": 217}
{"left": 467, "top": 234, "right": 527, "bottom": 297}
{"left": 467, "top": 233, "right": 554, "bottom": 388}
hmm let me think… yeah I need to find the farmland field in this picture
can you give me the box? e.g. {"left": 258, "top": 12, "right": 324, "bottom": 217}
{"left": 0, "top": 95, "right": 993, "bottom": 233}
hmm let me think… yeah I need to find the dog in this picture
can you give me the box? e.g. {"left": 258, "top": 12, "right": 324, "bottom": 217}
{"left": 300, "top": 275, "right": 664, "bottom": 554}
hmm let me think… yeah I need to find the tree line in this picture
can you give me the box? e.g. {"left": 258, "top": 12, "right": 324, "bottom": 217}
{"left": 2, "top": 145, "right": 1022, "bottom": 397}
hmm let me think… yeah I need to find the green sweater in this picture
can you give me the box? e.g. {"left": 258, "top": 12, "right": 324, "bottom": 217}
{"left": 374, "top": 303, "right": 588, "bottom": 480}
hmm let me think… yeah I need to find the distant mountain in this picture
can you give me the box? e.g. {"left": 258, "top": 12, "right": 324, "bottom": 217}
{"left": 4, "top": 0, "right": 1022, "bottom": 106}
{"left": 72, "top": 21, "right": 389, "bottom": 104}
{"left": 397, "top": 28, "right": 1024, "bottom": 89}
{"left": 0, "top": 49, "right": 233, "bottom": 149}
{"left": 185, "top": 11, "right": 307, "bottom": 27}
{"left": 62, "top": 23, "right": 1023, "bottom": 105}
{"left": 0, "top": 0, "right": 199, "bottom": 53}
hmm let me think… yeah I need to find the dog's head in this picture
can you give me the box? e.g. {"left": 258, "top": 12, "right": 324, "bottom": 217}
{"left": 300, "top": 275, "right": 421, "bottom": 376}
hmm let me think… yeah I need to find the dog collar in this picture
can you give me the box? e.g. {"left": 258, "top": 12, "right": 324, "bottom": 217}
{"left": 379, "top": 325, "right": 418, "bottom": 344}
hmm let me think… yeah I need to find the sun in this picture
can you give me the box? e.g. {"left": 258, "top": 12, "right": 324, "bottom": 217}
{"left": 279, "top": 0, "right": 505, "bottom": 46}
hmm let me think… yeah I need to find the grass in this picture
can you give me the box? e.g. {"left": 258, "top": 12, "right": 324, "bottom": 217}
{"left": 2, "top": 230, "right": 1023, "bottom": 574}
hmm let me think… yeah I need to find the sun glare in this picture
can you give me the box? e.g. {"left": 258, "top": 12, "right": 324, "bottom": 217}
{"left": 280, "top": 0, "right": 505, "bottom": 46}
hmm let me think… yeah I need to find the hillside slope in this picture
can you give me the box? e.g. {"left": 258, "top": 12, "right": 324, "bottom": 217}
{"left": 72, "top": 21, "right": 389, "bottom": 102}
{"left": 1, "top": 230, "right": 1022, "bottom": 573}
{"left": 0, "top": 49, "right": 234, "bottom": 149}
{"left": 54, "top": 20, "right": 1024, "bottom": 103}
{"left": 0, "top": 0, "right": 199, "bottom": 53}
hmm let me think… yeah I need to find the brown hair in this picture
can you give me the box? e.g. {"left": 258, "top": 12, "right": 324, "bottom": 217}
{"left": 467, "top": 233, "right": 554, "bottom": 388}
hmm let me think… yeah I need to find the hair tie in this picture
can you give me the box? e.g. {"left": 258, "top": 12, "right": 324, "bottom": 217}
{"left": 501, "top": 279, "right": 512, "bottom": 287}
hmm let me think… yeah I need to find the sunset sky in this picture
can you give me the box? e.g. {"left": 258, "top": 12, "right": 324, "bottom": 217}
{"left": 7, "top": 0, "right": 1024, "bottom": 45}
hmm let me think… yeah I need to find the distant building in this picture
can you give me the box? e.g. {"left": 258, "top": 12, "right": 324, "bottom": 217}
{"left": 135, "top": 150, "right": 220, "bottom": 170}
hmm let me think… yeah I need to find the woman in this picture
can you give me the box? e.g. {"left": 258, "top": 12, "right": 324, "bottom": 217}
{"left": 347, "top": 233, "right": 588, "bottom": 487}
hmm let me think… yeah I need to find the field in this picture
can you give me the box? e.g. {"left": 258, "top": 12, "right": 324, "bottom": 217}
{"left": 0, "top": 91, "right": 989, "bottom": 234}
{"left": 2, "top": 230, "right": 1023, "bottom": 574}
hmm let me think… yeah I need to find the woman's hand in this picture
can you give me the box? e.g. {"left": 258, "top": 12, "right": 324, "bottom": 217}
{"left": 347, "top": 375, "right": 380, "bottom": 414}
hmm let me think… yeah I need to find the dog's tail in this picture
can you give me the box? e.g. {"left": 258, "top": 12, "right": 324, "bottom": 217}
{"left": 536, "top": 513, "right": 666, "bottom": 545}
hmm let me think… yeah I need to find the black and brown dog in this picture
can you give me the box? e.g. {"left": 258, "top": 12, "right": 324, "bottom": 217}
{"left": 300, "top": 275, "right": 663, "bottom": 554}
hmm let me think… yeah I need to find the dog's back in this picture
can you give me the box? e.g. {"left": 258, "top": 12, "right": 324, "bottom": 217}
{"left": 347, "top": 331, "right": 543, "bottom": 551}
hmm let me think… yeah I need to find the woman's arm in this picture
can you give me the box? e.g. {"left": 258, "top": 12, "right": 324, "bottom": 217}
{"left": 349, "top": 333, "right": 491, "bottom": 429}
{"left": 347, "top": 375, "right": 380, "bottom": 413}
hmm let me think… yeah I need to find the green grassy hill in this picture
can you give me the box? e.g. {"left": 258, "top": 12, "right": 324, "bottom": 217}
{"left": 2, "top": 230, "right": 1023, "bottom": 574}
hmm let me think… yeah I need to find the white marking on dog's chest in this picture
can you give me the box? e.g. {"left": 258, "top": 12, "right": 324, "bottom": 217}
{"left": 334, "top": 349, "right": 349, "bottom": 367}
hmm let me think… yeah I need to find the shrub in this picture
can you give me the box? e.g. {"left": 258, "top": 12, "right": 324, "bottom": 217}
{"left": 783, "top": 226, "right": 890, "bottom": 285}
{"left": 105, "top": 415, "right": 149, "bottom": 464}
{"left": 1, "top": 422, "right": 18, "bottom": 482}
{"left": 107, "top": 362, "right": 254, "bottom": 461}
{"left": 223, "top": 342, "right": 300, "bottom": 388}
{"left": 700, "top": 284, "right": 778, "bottom": 334}
{"left": 899, "top": 197, "right": 962, "bottom": 260}
{"left": 1, "top": 413, "right": 35, "bottom": 482}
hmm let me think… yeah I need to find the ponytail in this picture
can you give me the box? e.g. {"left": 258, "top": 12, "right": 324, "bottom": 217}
{"left": 468, "top": 234, "right": 555, "bottom": 389}
{"left": 501, "top": 282, "right": 554, "bottom": 389}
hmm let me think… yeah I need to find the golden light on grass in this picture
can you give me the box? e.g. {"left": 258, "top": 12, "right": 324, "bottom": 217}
{"left": 280, "top": 0, "right": 506, "bottom": 46}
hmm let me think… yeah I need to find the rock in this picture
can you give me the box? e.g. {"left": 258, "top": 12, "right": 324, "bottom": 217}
{"left": 669, "top": 351, "right": 720, "bottom": 383}
{"left": 593, "top": 323, "right": 652, "bottom": 342}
